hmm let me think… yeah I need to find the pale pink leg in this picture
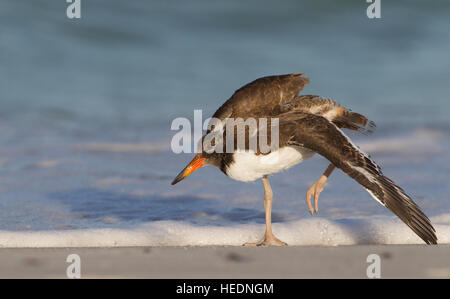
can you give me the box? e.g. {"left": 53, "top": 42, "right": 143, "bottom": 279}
{"left": 306, "top": 164, "right": 335, "bottom": 215}
{"left": 244, "top": 176, "right": 287, "bottom": 246}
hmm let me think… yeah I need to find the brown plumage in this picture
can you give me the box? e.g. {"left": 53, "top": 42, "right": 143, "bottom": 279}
{"left": 209, "top": 74, "right": 374, "bottom": 135}
{"left": 286, "top": 95, "right": 376, "bottom": 134}
{"left": 173, "top": 73, "right": 437, "bottom": 245}
{"left": 210, "top": 73, "right": 310, "bottom": 121}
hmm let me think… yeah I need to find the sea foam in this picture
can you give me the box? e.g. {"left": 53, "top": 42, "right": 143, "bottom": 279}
{"left": 0, "top": 215, "right": 449, "bottom": 248}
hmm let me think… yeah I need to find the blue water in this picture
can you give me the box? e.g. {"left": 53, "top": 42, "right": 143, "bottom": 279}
{"left": 0, "top": 0, "right": 449, "bottom": 246}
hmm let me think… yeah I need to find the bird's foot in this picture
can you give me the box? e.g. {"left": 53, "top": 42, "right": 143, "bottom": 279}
{"left": 306, "top": 175, "right": 327, "bottom": 215}
{"left": 243, "top": 233, "right": 287, "bottom": 247}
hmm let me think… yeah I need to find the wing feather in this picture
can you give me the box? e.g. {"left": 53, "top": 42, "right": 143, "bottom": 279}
{"left": 281, "top": 113, "right": 437, "bottom": 244}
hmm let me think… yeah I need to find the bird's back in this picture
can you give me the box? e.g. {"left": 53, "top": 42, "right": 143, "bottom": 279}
{"left": 208, "top": 73, "right": 374, "bottom": 135}
{"left": 211, "top": 73, "right": 310, "bottom": 121}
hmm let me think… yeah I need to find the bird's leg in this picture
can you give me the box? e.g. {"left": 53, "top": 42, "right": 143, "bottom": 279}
{"left": 244, "top": 176, "right": 287, "bottom": 246}
{"left": 306, "top": 163, "right": 335, "bottom": 215}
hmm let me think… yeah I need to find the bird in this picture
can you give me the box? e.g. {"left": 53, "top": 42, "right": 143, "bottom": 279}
{"left": 171, "top": 73, "right": 437, "bottom": 246}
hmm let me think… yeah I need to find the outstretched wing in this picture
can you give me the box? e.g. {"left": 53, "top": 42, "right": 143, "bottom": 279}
{"left": 281, "top": 112, "right": 437, "bottom": 244}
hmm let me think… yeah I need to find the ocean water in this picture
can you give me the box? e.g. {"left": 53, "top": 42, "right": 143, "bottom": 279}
{"left": 0, "top": 0, "right": 449, "bottom": 247}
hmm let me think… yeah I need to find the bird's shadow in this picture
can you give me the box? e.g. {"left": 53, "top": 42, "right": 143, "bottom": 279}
{"left": 47, "top": 188, "right": 290, "bottom": 229}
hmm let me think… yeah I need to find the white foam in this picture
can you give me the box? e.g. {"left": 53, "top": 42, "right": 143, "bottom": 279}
{"left": 0, "top": 216, "right": 448, "bottom": 248}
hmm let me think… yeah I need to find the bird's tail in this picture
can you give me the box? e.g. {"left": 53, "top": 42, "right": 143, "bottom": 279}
{"left": 289, "top": 95, "right": 376, "bottom": 135}
{"left": 332, "top": 108, "right": 376, "bottom": 135}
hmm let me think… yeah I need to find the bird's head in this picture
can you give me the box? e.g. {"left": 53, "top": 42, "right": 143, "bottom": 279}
{"left": 171, "top": 126, "right": 226, "bottom": 185}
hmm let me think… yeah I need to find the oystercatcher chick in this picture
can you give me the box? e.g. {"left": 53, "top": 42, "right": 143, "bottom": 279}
{"left": 171, "top": 73, "right": 437, "bottom": 246}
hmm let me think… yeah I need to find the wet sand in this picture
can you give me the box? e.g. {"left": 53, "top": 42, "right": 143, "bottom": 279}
{"left": 0, "top": 245, "right": 449, "bottom": 278}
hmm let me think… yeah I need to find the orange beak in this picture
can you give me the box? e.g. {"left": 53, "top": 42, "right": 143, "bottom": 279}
{"left": 171, "top": 155, "right": 207, "bottom": 185}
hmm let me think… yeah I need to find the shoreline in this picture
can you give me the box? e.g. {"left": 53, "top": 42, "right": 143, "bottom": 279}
{"left": 1, "top": 244, "right": 449, "bottom": 278}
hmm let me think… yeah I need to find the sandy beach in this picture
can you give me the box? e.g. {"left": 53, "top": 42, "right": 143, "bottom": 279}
{"left": 1, "top": 245, "right": 449, "bottom": 279}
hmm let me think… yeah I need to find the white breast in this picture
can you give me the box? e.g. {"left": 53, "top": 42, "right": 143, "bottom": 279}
{"left": 225, "top": 146, "right": 315, "bottom": 182}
